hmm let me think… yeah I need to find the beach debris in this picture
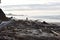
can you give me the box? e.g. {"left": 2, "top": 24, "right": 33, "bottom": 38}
{"left": 43, "top": 21, "right": 48, "bottom": 24}
{"left": 26, "top": 17, "right": 28, "bottom": 21}
{"left": 0, "top": 9, "right": 60, "bottom": 40}
{"left": 51, "top": 30, "right": 60, "bottom": 36}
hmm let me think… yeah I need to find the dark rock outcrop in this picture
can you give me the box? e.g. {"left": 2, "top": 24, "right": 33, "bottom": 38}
{"left": 0, "top": 9, "right": 9, "bottom": 21}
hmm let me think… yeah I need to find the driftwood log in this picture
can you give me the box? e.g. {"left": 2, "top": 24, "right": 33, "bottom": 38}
{"left": 0, "top": 20, "right": 15, "bottom": 31}
{"left": 51, "top": 30, "right": 60, "bottom": 36}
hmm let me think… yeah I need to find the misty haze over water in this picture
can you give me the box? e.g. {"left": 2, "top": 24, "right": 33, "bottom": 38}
{"left": 3, "top": 10, "right": 60, "bottom": 22}
{"left": 1, "top": 4, "right": 60, "bottom": 22}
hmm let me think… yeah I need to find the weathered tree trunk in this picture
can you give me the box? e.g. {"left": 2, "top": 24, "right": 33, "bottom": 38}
{"left": 51, "top": 30, "right": 60, "bottom": 36}
{"left": 0, "top": 20, "right": 15, "bottom": 31}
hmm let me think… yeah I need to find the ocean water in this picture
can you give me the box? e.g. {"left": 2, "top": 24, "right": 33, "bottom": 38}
{"left": 4, "top": 10, "right": 60, "bottom": 22}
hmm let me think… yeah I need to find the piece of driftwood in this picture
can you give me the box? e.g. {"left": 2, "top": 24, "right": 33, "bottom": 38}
{"left": 0, "top": 20, "right": 15, "bottom": 30}
{"left": 51, "top": 30, "right": 60, "bottom": 36}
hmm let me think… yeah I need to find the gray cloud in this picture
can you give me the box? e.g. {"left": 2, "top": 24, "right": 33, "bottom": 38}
{"left": 0, "top": 2, "right": 60, "bottom": 11}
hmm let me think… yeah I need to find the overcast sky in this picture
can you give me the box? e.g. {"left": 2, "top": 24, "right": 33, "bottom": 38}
{"left": 0, "top": 0, "right": 60, "bottom": 11}
{"left": 1, "top": 0, "right": 60, "bottom": 21}
{"left": 0, "top": 0, "right": 60, "bottom": 5}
